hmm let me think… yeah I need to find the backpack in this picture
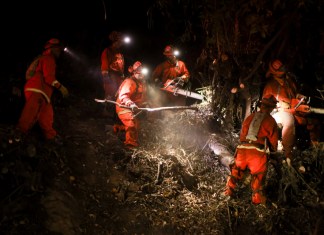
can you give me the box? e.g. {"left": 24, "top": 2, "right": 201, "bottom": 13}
{"left": 25, "top": 55, "right": 41, "bottom": 80}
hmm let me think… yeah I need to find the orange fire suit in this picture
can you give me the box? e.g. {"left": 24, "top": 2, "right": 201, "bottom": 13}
{"left": 262, "top": 76, "right": 296, "bottom": 158}
{"left": 151, "top": 59, "right": 190, "bottom": 106}
{"left": 116, "top": 77, "right": 146, "bottom": 147}
{"left": 262, "top": 76, "right": 320, "bottom": 158}
{"left": 225, "top": 111, "right": 278, "bottom": 204}
{"left": 101, "top": 47, "right": 125, "bottom": 99}
{"left": 17, "top": 51, "right": 63, "bottom": 140}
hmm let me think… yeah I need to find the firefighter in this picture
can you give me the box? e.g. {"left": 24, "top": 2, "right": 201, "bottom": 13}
{"left": 15, "top": 38, "right": 69, "bottom": 144}
{"left": 101, "top": 31, "right": 125, "bottom": 118}
{"left": 151, "top": 45, "right": 190, "bottom": 106}
{"left": 223, "top": 95, "right": 279, "bottom": 205}
{"left": 262, "top": 59, "right": 321, "bottom": 162}
{"left": 115, "top": 61, "right": 147, "bottom": 149}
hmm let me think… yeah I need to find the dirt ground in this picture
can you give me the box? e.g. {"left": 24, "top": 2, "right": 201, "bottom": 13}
{"left": 1, "top": 86, "right": 324, "bottom": 235}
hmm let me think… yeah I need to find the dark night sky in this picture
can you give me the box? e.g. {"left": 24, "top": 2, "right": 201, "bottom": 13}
{"left": 1, "top": 0, "right": 170, "bottom": 79}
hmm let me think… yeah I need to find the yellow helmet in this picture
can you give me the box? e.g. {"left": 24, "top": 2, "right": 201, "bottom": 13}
{"left": 128, "top": 61, "right": 142, "bottom": 74}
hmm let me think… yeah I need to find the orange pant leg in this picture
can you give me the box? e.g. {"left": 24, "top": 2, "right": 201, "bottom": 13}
{"left": 118, "top": 112, "right": 139, "bottom": 147}
{"left": 17, "top": 92, "right": 43, "bottom": 134}
{"left": 226, "top": 149, "right": 247, "bottom": 191}
{"left": 38, "top": 102, "right": 56, "bottom": 139}
{"left": 245, "top": 149, "right": 267, "bottom": 204}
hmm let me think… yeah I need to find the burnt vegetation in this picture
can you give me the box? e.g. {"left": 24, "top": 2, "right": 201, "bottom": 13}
{"left": 1, "top": 0, "right": 324, "bottom": 234}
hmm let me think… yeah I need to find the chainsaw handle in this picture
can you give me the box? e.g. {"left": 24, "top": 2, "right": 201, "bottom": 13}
{"left": 163, "top": 77, "right": 184, "bottom": 89}
{"left": 294, "top": 97, "right": 305, "bottom": 110}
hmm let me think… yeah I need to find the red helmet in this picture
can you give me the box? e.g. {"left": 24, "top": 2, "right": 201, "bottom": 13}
{"left": 128, "top": 61, "right": 142, "bottom": 74}
{"left": 44, "top": 38, "right": 63, "bottom": 50}
{"left": 268, "top": 59, "right": 286, "bottom": 77}
{"left": 163, "top": 45, "right": 174, "bottom": 56}
{"left": 261, "top": 94, "right": 277, "bottom": 108}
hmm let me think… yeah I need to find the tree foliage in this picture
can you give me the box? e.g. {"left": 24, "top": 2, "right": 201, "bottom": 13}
{"left": 147, "top": 0, "right": 324, "bottom": 132}
{"left": 147, "top": 0, "right": 323, "bottom": 72}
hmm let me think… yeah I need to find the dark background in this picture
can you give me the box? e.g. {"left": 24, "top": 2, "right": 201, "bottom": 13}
{"left": 1, "top": 0, "right": 172, "bottom": 80}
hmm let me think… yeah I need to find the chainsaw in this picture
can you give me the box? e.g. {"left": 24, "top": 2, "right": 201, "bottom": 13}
{"left": 271, "top": 96, "right": 324, "bottom": 118}
{"left": 160, "top": 78, "right": 205, "bottom": 101}
{"left": 282, "top": 97, "right": 324, "bottom": 115}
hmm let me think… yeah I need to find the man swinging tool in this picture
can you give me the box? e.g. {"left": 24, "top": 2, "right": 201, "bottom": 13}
{"left": 96, "top": 61, "right": 198, "bottom": 149}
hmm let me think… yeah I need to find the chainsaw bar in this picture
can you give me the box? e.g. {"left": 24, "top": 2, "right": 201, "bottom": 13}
{"left": 161, "top": 86, "right": 204, "bottom": 100}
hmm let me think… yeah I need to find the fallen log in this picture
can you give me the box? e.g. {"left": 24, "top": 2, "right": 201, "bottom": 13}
{"left": 207, "top": 136, "right": 235, "bottom": 171}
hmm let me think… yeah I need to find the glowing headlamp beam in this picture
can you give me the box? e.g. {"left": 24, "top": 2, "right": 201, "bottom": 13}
{"left": 124, "top": 36, "right": 131, "bottom": 44}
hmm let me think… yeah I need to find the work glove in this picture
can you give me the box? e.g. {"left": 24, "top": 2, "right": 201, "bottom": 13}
{"left": 59, "top": 85, "right": 69, "bottom": 98}
{"left": 295, "top": 104, "right": 310, "bottom": 114}
{"left": 129, "top": 103, "right": 139, "bottom": 112}
{"left": 296, "top": 93, "right": 307, "bottom": 100}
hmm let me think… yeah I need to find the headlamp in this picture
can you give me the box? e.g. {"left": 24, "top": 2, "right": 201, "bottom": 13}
{"left": 124, "top": 36, "right": 131, "bottom": 44}
{"left": 141, "top": 67, "right": 148, "bottom": 75}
